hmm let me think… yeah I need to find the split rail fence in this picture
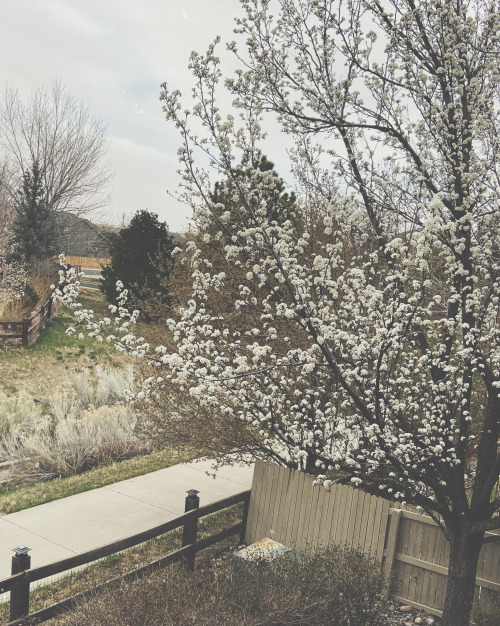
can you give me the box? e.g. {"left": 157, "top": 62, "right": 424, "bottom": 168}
{"left": 0, "top": 296, "right": 61, "bottom": 347}
{"left": 1, "top": 489, "right": 250, "bottom": 624}
{"left": 0, "top": 266, "right": 81, "bottom": 346}
{"left": 246, "top": 459, "right": 500, "bottom": 619}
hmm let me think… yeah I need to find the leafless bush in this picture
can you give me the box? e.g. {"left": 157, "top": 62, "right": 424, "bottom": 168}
{"left": 57, "top": 546, "right": 389, "bottom": 625}
{"left": 474, "top": 594, "right": 500, "bottom": 626}
{"left": 0, "top": 393, "right": 41, "bottom": 437}
{"left": 49, "top": 365, "right": 135, "bottom": 419}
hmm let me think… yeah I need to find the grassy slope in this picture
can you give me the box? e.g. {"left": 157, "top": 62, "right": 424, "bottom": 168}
{"left": 0, "top": 288, "right": 188, "bottom": 514}
{"left": 0, "top": 291, "right": 129, "bottom": 396}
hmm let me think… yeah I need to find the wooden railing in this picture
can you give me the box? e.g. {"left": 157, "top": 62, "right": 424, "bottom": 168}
{"left": 3, "top": 489, "right": 251, "bottom": 624}
{"left": 0, "top": 267, "right": 80, "bottom": 346}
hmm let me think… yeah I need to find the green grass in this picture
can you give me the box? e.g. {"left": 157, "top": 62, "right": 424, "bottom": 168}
{"left": 0, "top": 449, "right": 195, "bottom": 515}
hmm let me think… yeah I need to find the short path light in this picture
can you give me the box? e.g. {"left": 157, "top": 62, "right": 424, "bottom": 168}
{"left": 185, "top": 489, "right": 200, "bottom": 512}
{"left": 12, "top": 546, "right": 31, "bottom": 558}
{"left": 10, "top": 546, "right": 31, "bottom": 620}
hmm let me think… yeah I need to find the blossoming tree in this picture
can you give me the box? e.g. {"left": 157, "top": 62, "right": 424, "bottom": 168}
{"left": 56, "top": 0, "right": 500, "bottom": 623}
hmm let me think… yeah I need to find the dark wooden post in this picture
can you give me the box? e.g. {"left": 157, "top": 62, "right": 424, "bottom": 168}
{"left": 21, "top": 319, "right": 30, "bottom": 347}
{"left": 10, "top": 546, "right": 31, "bottom": 621}
{"left": 47, "top": 296, "right": 53, "bottom": 320}
{"left": 182, "top": 489, "right": 200, "bottom": 571}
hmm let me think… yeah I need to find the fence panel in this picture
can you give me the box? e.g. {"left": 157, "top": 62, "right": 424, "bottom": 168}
{"left": 245, "top": 460, "right": 389, "bottom": 561}
{"left": 64, "top": 255, "right": 110, "bottom": 268}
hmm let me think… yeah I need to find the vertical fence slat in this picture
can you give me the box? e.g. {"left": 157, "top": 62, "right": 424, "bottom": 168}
{"left": 304, "top": 480, "right": 321, "bottom": 552}
{"left": 295, "top": 472, "right": 314, "bottom": 552}
{"left": 245, "top": 459, "right": 265, "bottom": 544}
{"left": 259, "top": 462, "right": 276, "bottom": 540}
{"left": 274, "top": 466, "right": 291, "bottom": 542}
{"left": 338, "top": 486, "right": 354, "bottom": 547}
{"left": 331, "top": 484, "right": 347, "bottom": 545}
{"left": 257, "top": 462, "right": 274, "bottom": 541}
{"left": 269, "top": 464, "right": 287, "bottom": 541}
{"left": 288, "top": 469, "right": 306, "bottom": 548}
{"left": 318, "top": 485, "right": 334, "bottom": 549}
{"left": 362, "top": 495, "right": 377, "bottom": 555}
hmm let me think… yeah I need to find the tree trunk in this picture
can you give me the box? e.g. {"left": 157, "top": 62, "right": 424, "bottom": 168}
{"left": 441, "top": 530, "right": 484, "bottom": 626}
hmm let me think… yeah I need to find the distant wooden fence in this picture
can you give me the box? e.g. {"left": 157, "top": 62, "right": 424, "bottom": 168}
{"left": 246, "top": 460, "right": 500, "bottom": 619}
{"left": 0, "top": 296, "right": 61, "bottom": 346}
{"left": 2, "top": 490, "right": 250, "bottom": 624}
{"left": 64, "top": 255, "right": 110, "bottom": 269}
{"left": 0, "top": 267, "right": 81, "bottom": 346}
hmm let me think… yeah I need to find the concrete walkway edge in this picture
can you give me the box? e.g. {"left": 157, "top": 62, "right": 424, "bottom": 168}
{"left": 0, "top": 459, "right": 254, "bottom": 579}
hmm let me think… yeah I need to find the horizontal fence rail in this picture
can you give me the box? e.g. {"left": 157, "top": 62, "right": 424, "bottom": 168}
{"left": 2, "top": 489, "right": 250, "bottom": 624}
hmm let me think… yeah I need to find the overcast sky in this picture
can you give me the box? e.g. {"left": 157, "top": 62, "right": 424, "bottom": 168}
{"left": 0, "top": 0, "right": 275, "bottom": 233}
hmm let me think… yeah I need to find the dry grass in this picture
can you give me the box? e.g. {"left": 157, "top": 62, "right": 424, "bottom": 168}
{"left": 52, "top": 542, "right": 389, "bottom": 626}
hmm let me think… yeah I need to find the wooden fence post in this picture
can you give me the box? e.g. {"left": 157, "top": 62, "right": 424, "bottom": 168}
{"left": 10, "top": 546, "right": 31, "bottom": 621}
{"left": 47, "top": 296, "right": 53, "bottom": 320}
{"left": 21, "top": 319, "right": 30, "bottom": 347}
{"left": 182, "top": 490, "right": 200, "bottom": 571}
{"left": 384, "top": 509, "right": 402, "bottom": 587}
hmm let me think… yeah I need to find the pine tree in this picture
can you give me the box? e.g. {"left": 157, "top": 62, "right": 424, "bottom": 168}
{"left": 9, "top": 161, "right": 56, "bottom": 264}
{"left": 100, "top": 210, "right": 176, "bottom": 320}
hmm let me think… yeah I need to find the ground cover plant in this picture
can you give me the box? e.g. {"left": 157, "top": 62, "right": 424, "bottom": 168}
{"left": 0, "top": 365, "right": 147, "bottom": 481}
{"left": 54, "top": 544, "right": 389, "bottom": 626}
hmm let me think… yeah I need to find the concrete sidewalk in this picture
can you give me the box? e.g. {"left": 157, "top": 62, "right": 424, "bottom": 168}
{"left": 0, "top": 459, "right": 254, "bottom": 578}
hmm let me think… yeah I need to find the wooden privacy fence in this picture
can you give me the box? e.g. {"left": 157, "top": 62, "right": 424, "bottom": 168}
{"left": 246, "top": 460, "right": 500, "bottom": 619}
{"left": 2, "top": 489, "right": 250, "bottom": 624}
{"left": 64, "top": 255, "right": 109, "bottom": 269}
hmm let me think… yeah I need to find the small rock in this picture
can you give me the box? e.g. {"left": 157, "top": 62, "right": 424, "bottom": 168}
{"left": 426, "top": 620, "right": 435, "bottom": 626}
{"left": 400, "top": 605, "right": 413, "bottom": 612}
{"left": 415, "top": 619, "right": 423, "bottom": 625}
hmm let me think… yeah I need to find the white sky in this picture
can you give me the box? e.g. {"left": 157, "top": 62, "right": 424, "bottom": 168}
{"left": 0, "top": 0, "right": 290, "bottom": 233}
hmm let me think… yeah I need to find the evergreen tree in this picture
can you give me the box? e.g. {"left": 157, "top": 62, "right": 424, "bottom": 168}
{"left": 9, "top": 161, "right": 56, "bottom": 264}
{"left": 208, "top": 152, "right": 298, "bottom": 235}
{"left": 100, "top": 210, "right": 176, "bottom": 320}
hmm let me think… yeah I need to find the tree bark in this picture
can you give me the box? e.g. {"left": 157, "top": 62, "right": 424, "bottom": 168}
{"left": 441, "top": 530, "right": 484, "bottom": 626}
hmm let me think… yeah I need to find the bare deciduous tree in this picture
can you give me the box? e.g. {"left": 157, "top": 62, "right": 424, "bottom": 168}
{"left": 0, "top": 81, "right": 111, "bottom": 217}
